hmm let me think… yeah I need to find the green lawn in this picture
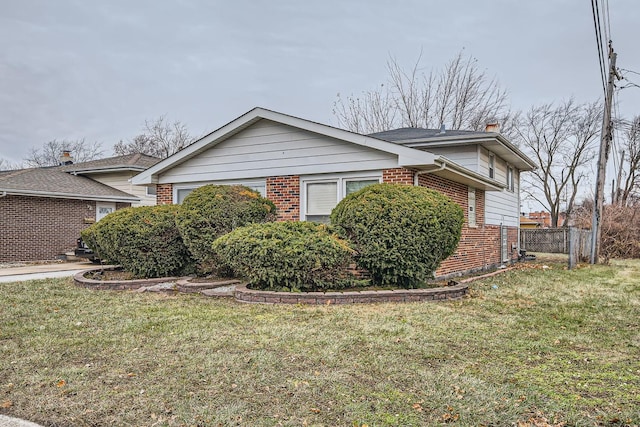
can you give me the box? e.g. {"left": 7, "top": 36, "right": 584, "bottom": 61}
{"left": 1, "top": 260, "right": 639, "bottom": 426}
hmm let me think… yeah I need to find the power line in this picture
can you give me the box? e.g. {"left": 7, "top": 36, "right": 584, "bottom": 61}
{"left": 590, "top": 0, "right": 607, "bottom": 94}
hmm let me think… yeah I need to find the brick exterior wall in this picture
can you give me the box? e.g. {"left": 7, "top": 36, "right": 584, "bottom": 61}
{"left": 383, "top": 168, "right": 415, "bottom": 184}
{"left": 156, "top": 183, "right": 173, "bottom": 205}
{"left": 266, "top": 176, "right": 300, "bottom": 221}
{"left": 414, "top": 171, "right": 518, "bottom": 277}
{"left": 0, "top": 195, "right": 130, "bottom": 262}
{"left": 152, "top": 166, "right": 520, "bottom": 278}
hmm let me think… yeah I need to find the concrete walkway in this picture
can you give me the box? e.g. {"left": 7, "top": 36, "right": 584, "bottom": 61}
{"left": 0, "top": 415, "right": 43, "bottom": 427}
{"left": 0, "top": 261, "right": 95, "bottom": 283}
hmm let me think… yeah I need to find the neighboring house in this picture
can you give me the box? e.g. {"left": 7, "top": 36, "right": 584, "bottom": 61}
{"left": 132, "top": 107, "right": 536, "bottom": 278}
{"left": 0, "top": 153, "right": 158, "bottom": 262}
{"left": 59, "top": 153, "right": 160, "bottom": 207}
{"left": 520, "top": 215, "right": 541, "bottom": 229}
{"left": 527, "top": 211, "right": 566, "bottom": 228}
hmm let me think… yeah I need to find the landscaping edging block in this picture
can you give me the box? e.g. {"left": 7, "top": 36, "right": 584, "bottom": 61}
{"left": 234, "top": 283, "right": 469, "bottom": 305}
{"left": 74, "top": 268, "right": 181, "bottom": 290}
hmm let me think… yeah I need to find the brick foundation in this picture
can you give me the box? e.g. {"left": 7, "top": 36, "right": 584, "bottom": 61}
{"left": 0, "top": 195, "right": 130, "bottom": 262}
{"left": 266, "top": 176, "right": 300, "bottom": 221}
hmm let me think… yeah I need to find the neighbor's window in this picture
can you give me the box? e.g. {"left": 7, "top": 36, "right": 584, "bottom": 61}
{"left": 488, "top": 153, "right": 495, "bottom": 179}
{"left": 146, "top": 185, "right": 157, "bottom": 196}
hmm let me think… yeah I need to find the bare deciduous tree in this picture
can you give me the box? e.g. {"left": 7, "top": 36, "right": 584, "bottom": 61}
{"left": 333, "top": 51, "right": 518, "bottom": 136}
{"left": 616, "top": 116, "right": 640, "bottom": 205}
{"left": 113, "top": 116, "right": 194, "bottom": 159}
{"left": 514, "top": 99, "right": 602, "bottom": 227}
{"left": 24, "top": 139, "right": 104, "bottom": 167}
{"left": 0, "top": 158, "right": 22, "bottom": 170}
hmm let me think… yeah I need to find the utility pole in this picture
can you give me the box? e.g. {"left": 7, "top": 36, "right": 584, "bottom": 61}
{"left": 615, "top": 150, "right": 625, "bottom": 205}
{"left": 590, "top": 45, "right": 619, "bottom": 264}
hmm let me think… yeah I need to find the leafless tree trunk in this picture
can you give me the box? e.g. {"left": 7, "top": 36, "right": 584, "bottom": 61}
{"left": 24, "top": 139, "right": 103, "bottom": 167}
{"left": 618, "top": 116, "right": 640, "bottom": 205}
{"left": 333, "top": 50, "right": 517, "bottom": 137}
{"left": 113, "top": 116, "right": 194, "bottom": 159}
{"left": 514, "top": 99, "right": 602, "bottom": 227}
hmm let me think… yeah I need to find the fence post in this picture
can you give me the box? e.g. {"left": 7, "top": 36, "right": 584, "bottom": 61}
{"left": 568, "top": 227, "right": 577, "bottom": 269}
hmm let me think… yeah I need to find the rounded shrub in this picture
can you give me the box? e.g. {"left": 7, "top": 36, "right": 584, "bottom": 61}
{"left": 330, "top": 183, "right": 464, "bottom": 287}
{"left": 212, "top": 221, "right": 355, "bottom": 292}
{"left": 81, "top": 205, "right": 193, "bottom": 278}
{"left": 175, "top": 185, "right": 276, "bottom": 273}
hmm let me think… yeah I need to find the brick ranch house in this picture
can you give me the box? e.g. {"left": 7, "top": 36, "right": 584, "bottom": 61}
{"left": 133, "top": 108, "right": 536, "bottom": 278}
{"left": 0, "top": 154, "right": 159, "bottom": 262}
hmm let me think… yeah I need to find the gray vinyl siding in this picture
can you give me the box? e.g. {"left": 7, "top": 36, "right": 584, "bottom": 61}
{"left": 422, "top": 146, "right": 479, "bottom": 172}
{"left": 89, "top": 172, "right": 156, "bottom": 206}
{"left": 485, "top": 156, "right": 520, "bottom": 227}
{"left": 159, "top": 120, "right": 398, "bottom": 184}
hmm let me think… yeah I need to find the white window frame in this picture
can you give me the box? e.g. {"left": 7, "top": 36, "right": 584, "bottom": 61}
{"left": 506, "top": 165, "right": 514, "bottom": 192}
{"left": 146, "top": 185, "right": 157, "bottom": 196}
{"left": 96, "top": 202, "right": 116, "bottom": 221}
{"left": 488, "top": 153, "right": 495, "bottom": 179}
{"left": 172, "top": 179, "right": 266, "bottom": 204}
{"left": 300, "top": 171, "right": 382, "bottom": 222}
{"left": 468, "top": 187, "right": 476, "bottom": 227}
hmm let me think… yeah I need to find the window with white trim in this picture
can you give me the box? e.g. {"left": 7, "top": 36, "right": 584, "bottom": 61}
{"left": 173, "top": 181, "right": 266, "bottom": 204}
{"left": 302, "top": 174, "right": 381, "bottom": 223}
{"left": 506, "top": 166, "right": 514, "bottom": 192}
{"left": 488, "top": 153, "right": 495, "bottom": 179}
{"left": 146, "top": 185, "right": 157, "bottom": 196}
{"left": 468, "top": 187, "right": 476, "bottom": 227}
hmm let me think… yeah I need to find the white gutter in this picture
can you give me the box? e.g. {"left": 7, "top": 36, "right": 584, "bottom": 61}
{"left": 413, "top": 162, "right": 446, "bottom": 186}
{"left": 0, "top": 191, "right": 6, "bottom": 198}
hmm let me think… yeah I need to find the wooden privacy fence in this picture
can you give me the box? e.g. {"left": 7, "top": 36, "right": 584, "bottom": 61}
{"left": 520, "top": 228, "right": 591, "bottom": 263}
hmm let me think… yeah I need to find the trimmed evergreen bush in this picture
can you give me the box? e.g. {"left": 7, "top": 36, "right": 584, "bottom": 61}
{"left": 81, "top": 205, "right": 193, "bottom": 278}
{"left": 212, "top": 221, "right": 355, "bottom": 292}
{"left": 175, "top": 185, "right": 276, "bottom": 273}
{"left": 330, "top": 183, "right": 464, "bottom": 287}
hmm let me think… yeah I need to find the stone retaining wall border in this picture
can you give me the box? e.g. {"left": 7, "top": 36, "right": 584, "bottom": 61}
{"left": 74, "top": 268, "right": 180, "bottom": 290}
{"left": 234, "top": 283, "right": 469, "bottom": 305}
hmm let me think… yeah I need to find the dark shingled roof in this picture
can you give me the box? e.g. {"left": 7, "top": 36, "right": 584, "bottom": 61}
{"left": 59, "top": 153, "right": 160, "bottom": 174}
{"left": 0, "top": 167, "right": 139, "bottom": 201}
{"left": 368, "top": 127, "right": 486, "bottom": 143}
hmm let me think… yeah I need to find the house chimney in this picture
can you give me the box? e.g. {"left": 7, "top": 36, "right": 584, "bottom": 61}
{"left": 439, "top": 124, "right": 446, "bottom": 134}
{"left": 485, "top": 122, "right": 500, "bottom": 133}
{"left": 60, "top": 150, "right": 73, "bottom": 165}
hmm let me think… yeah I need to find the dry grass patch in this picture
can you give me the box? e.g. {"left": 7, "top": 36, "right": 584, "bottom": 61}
{"left": 1, "top": 260, "right": 639, "bottom": 426}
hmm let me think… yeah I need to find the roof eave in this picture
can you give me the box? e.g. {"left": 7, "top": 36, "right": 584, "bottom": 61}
{"left": 0, "top": 188, "right": 139, "bottom": 203}
{"left": 132, "top": 107, "right": 437, "bottom": 185}
{"left": 416, "top": 157, "right": 506, "bottom": 192}
{"left": 402, "top": 133, "right": 537, "bottom": 171}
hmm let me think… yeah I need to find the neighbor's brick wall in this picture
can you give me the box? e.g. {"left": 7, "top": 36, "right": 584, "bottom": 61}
{"left": 156, "top": 184, "right": 173, "bottom": 205}
{"left": 267, "top": 176, "right": 300, "bottom": 221}
{"left": 0, "top": 195, "right": 132, "bottom": 262}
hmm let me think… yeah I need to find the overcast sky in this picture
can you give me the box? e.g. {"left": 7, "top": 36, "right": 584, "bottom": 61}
{"left": 1, "top": 0, "right": 639, "bottom": 174}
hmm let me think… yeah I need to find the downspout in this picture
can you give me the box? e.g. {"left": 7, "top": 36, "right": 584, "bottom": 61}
{"left": 413, "top": 160, "right": 447, "bottom": 186}
{"left": 0, "top": 191, "right": 7, "bottom": 198}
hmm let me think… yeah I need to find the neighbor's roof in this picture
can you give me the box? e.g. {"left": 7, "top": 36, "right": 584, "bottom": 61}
{"left": 370, "top": 127, "right": 537, "bottom": 171}
{"left": 59, "top": 153, "right": 160, "bottom": 175}
{"left": 0, "top": 167, "right": 140, "bottom": 202}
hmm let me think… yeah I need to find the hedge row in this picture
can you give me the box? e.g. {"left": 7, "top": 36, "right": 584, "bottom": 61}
{"left": 83, "top": 183, "right": 464, "bottom": 288}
